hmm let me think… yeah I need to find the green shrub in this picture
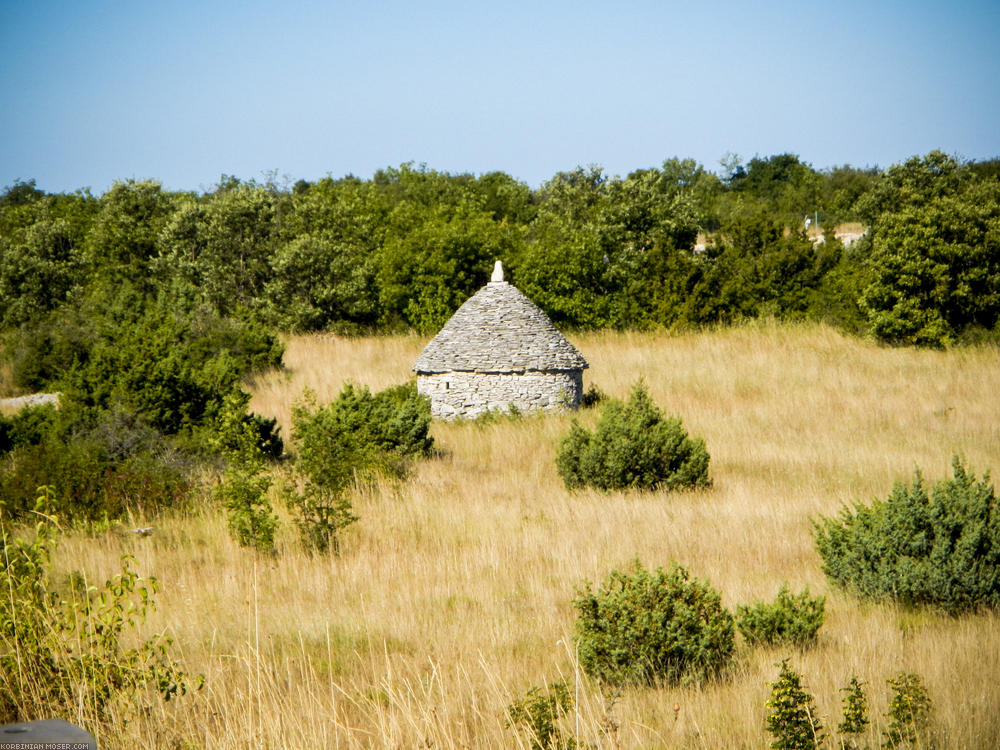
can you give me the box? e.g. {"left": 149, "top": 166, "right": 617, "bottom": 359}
{"left": 814, "top": 456, "right": 1000, "bottom": 614}
{"left": 281, "top": 483, "right": 357, "bottom": 555}
{"left": 285, "top": 381, "right": 428, "bottom": 555}
{"left": 572, "top": 560, "right": 734, "bottom": 686}
{"left": 213, "top": 396, "right": 279, "bottom": 553}
{"left": 765, "top": 660, "right": 825, "bottom": 750}
{"left": 0, "top": 403, "right": 59, "bottom": 456}
{"left": 837, "top": 676, "right": 869, "bottom": 744}
{"left": 883, "top": 673, "right": 932, "bottom": 748}
{"left": 0, "top": 487, "right": 200, "bottom": 724}
{"left": 506, "top": 682, "right": 577, "bottom": 750}
{"left": 580, "top": 383, "right": 606, "bottom": 408}
{"left": 6, "top": 306, "right": 95, "bottom": 391}
{"left": 0, "top": 437, "right": 190, "bottom": 524}
{"left": 215, "top": 466, "right": 278, "bottom": 553}
{"left": 0, "top": 404, "right": 192, "bottom": 523}
{"left": 8, "top": 292, "right": 283, "bottom": 437}
{"left": 737, "top": 585, "right": 825, "bottom": 647}
{"left": 292, "top": 381, "right": 432, "bottom": 492}
{"left": 556, "top": 382, "right": 710, "bottom": 492}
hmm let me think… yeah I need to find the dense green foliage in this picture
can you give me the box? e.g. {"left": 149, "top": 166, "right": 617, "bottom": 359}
{"left": 284, "top": 381, "right": 429, "bottom": 553}
{"left": 857, "top": 152, "right": 1000, "bottom": 346}
{"left": 814, "top": 457, "right": 1000, "bottom": 614}
{"left": 765, "top": 660, "right": 825, "bottom": 750}
{"left": 0, "top": 404, "right": 192, "bottom": 523}
{"left": 291, "top": 381, "right": 432, "bottom": 492}
{"left": 0, "top": 292, "right": 282, "bottom": 524}
{"left": 736, "top": 585, "right": 826, "bottom": 647}
{"left": 4, "top": 153, "right": 997, "bottom": 347}
{"left": 572, "top": 560, "right": 734, "bottom": 686}
{"left": 556, "top": 382, "right": 710, "bottom": 492}
{"left": 0, "top": 488, "right": 199, "bottom": 724}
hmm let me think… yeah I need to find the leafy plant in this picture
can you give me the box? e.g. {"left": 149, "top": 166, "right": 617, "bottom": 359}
{"left": 580, "top": 383, "right": 606, "bottom": 408}
{"left": 213, "top": 395, "right": 279, "bottom": 553}
{"left": 837, "top": 676, "right": 870, "bottom": 747}
{"left": 291, "top": 381, "right": 432, "bottom": 493}
{"left": 572, "top": 560, "right": 734, "bottom": 686}
{"left": 765, "top": 660, "right": 825, "bottom": 750}
{"left": 281, "top": 483, "right": 357, "bottom": 555}
{"left": 506, "top": 682, "right": 577, "bottom": 750}
{"left": 285, "top": 381, "right": 429, "bottom": 555}
{"left": 556, "top": 382, "right": 710, "bottom": 492}
{"left": 883, "top": 673, "right": 932, "bottom": 748}
{"left": 0, "top": 487, "right": 200, "bottom": 724}
{"left": 0, "top": 406, "right": 191, "bottom": 524}
{"left": 737, "top": 584, "right": 826, "bottom": 647}
{"left": 814, "top": 456, "right": 1000, "bottom": 614}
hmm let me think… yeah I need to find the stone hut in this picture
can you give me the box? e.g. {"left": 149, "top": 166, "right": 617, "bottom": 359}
{"left": 413, "top": 261, "right": 588, "bottom": 419}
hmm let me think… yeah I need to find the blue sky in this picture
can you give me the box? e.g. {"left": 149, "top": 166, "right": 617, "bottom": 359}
{"left": 1, "top": 0, "right": 998, "bottom": 194}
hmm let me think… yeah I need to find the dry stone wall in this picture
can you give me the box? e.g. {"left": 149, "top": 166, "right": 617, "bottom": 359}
{"left": 417, "top": 370, "right": 583, "bottom": 419}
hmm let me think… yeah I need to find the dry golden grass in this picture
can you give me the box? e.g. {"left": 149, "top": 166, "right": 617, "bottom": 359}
{"left": 34, "top": 322, "right": 1000, "bottom": 748}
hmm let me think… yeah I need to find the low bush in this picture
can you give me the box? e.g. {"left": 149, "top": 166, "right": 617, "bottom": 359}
{"left": 0, "top": 405, "right": 191, "bottom": 523}
{"left": 572, "top": 560, "right": 734, "bottom": 686}
{"left": 0, "top": 403, "right": 58, "bottom": 456}
{"left": 0, "top": 487, "right": 200, "bottom": 724}
{"left": 737, "top": 585, "right": 825, "bottom": 647}
{"left": 281, "top": 483, "right": 357, "bottom": 555}
{"left": 0, "top": 437, "right": 189, "bottom": 524}
{"left": 814, "top": 456, "right": 1000, "bottom": 613}
{"left": 556, "top": 382, "right": 710, "bottom": 492}
{"left": 292, "top": 381, "right": 432, "bottom": 492}
{"left": 285, "top": 382, "right": 428, "bottom": 554}
{"left": 506, "top": 682, "right": 577, "bottom": 750}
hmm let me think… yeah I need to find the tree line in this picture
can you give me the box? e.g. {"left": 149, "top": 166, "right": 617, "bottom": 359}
{"left": 3, "top": 151, "right": 997, "bottom": 351}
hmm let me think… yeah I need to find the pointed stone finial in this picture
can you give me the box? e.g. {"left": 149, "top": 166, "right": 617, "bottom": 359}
{"left": 490, "top": 260, "right": 505, "bottom": 283}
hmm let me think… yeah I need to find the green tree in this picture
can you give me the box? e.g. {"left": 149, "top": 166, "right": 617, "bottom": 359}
{"left": 265, "top": 231, "right": 379, "bottom": 332}
{"left": 157, "top": 183, "right": 278, "bottom": 316}
{"left": 856, "top": 151, "right": 1000, "bottom": 346}
{"left": 213, "top": 395, "right": 279, "bottom": 553}
{"left": 84, "top": 180, "right": 178, "bottom": 285}
{"left": 377, "top": 202, "right": 519, "bottom": 332}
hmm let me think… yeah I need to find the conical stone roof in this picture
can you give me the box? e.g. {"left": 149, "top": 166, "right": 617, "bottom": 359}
{"left": 413, "top": 265, "right": 588, "bottom": 374}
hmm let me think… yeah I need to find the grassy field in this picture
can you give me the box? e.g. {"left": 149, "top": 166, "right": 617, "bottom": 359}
{"left": 34, "top": 322, "right": 1000, "bottom": 748}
